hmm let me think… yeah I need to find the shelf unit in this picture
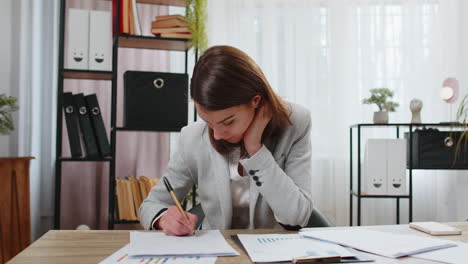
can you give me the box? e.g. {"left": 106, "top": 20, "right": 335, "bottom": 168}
{"left": 349, "top": 123, "right": 468, "bottom": 226}
{"left": 55, "top": 0, "right": 194, "bottom": 229}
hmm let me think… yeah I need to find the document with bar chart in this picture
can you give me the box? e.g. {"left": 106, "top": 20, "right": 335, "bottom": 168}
{"left": 98, "top": 244, "right": 217, "bottom": 264}
{"left": 237, "top": 234, "right": 354, "bottom": 263}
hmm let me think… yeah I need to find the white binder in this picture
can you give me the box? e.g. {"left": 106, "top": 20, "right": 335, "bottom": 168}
{"left": 386, "top": 139, "right": 407, "bottom": 195}
{"left": 363, "top": 139, "right": 387, "bottom": 195}
{"left": 89, "top": 10, "right": 112, "bottom": 71}
{"left": 66, "top": 9, "right": 89, "bottom": 70}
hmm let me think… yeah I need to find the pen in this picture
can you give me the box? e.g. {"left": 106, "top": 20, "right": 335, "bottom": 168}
{"left": 292, "top": 255, "right": 341, "bottom": 263}
{"left": 162, "top": 176, "right": 194, "bottom": 234}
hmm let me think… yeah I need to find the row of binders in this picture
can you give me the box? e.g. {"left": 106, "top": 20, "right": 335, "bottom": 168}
{"left": 151, "top": 14, "right": 192, "bottom": 39}
{"left": 62, "top": 93, "right": 111, "bottom": 158}
{"left": 115, "top": 176, "right": 159, "bottom": 221}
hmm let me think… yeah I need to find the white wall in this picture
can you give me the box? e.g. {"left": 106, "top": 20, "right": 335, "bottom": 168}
{"left": 0, "top": 0, "right": 12, "bottom": 156}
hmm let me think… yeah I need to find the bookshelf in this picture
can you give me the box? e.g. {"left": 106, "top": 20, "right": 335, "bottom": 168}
{"left": 103, "top": 0, "right": 187, "bottom": 6}
{"left": 118, "top": 34, "right": 192, "bottom": 50}
{"left": 55, "top": 0, "right": 194, "bottom": 229}
{"left": 62, "top": 69, "right": 113, "bottom": 80}
{"left": 349, "top": 123, "right": 468, "bottom": 226}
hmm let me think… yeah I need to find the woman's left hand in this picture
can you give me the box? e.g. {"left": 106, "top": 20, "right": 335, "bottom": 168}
{"left": 243, "top": 105, "right": 272, "bottom": 157}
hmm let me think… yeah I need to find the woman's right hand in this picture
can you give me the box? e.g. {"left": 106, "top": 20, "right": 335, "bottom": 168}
{"left": 155, "top": 206, "right": 198, "bottom": 236}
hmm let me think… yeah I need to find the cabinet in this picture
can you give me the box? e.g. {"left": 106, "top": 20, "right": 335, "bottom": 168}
{"left": 55, "top": 0, "right": 194, "bottom": 229}
{"left": 349, "top": 123, "right": 467, "bottom": 226}
{"left": 0, "top": 157, "right": 34, "bottom": 263}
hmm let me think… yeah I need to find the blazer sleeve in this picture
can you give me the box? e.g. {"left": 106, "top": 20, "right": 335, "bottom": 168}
{"left": 239, "top": 112, "right": 313, "bottom": 227}
{"left": 139, "top": 127, "right": 196, "bottom": 230}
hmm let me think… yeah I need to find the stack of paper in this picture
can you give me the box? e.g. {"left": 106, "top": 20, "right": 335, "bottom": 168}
{"left": 413, "top": 241, "right": 468, "bottom": 264}
{"left": 99, "top": 244, "right": 217, "bottom": 264}
{"left": 300, "top": 229, "right": 456, "bottom": 258}
{"left": 237, "top": 234, "right": 355, "bottom": 263}
{"left": 129, "top": 230, "right": 239, "bottom": 256}
{"left": 98, "top": 230, "right": 238, "bottom": 264}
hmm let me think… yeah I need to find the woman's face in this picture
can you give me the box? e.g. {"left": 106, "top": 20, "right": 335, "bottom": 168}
{"left": 196, "top": 97, "right": 260, "bottom": 144}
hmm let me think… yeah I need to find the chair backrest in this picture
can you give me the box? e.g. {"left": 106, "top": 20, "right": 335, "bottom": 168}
{"left": 188, "top": 204, "right": 205, "bottom": 230}
{"left": 306, "top": 208, "right": 333, "bottom": 228}
{"left": 189, "top": 204, "right": 332, "bottom": 229}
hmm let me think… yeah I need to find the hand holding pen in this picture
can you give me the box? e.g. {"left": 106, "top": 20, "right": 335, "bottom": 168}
{"left": 155, "top": 177, "right": 198, "bottom": 236}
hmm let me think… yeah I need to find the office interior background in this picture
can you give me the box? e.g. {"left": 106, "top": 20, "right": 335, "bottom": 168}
{"left": 0, "top": 0, "right": 467, "bottom": 241}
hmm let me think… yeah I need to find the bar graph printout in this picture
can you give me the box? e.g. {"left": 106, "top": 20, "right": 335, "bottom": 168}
{"left": 99, "top": 244, "right": 217, "bottom": 264}
{"left": 237, "top": 234, "right": 355, "bottom": 263}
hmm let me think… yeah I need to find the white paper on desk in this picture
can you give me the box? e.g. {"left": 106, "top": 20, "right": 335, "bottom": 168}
{"left": 238, "top": 234, "right": 354, "bottom": 263}
{"left": 129, "top": 230, "right": 239, "bottom": 257}
{"left": 300, "top": 229, "right": 456, "bottom": 258}
{"left": 412, "top": 241, "right": 467, "bottom": 264}
{"left": 98, "top": 244, "right": 217, "bottom": 264}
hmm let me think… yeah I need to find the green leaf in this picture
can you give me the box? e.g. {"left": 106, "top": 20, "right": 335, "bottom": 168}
{"left": 362, "top": 88, "right": 399, "bottom": 112}
{"left": 0, "top": 94, "right": 19, "bottom": 135}
{"left": 186, "top": 0, "right": 208, "bottom": 54}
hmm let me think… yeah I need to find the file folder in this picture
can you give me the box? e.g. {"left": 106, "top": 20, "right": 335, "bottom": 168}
{"left": 89, "top": 10, "right": 112, "bottom": 71}
{"left": 84, "top": 94, "right": 111, "bottom": 157}
{"left": 74, "top": 93, "right": 99, "bottom": 158}
{"left": 66, "top": 9, "right": 89, "bottom": 70}
{"left": 62, "top": 92, "right": 82, "bottom": 157}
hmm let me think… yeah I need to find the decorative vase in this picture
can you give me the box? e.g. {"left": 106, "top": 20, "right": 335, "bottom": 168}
{"left": 373, "top": 111, "right": 389, "bottom": 124}
{"left": 410, "top": 99, "right": 423, "bottom": 123}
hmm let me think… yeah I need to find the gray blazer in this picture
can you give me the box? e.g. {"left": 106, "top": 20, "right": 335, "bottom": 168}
{"left": 139, "top": 103, "right": 313, "bottom": 230}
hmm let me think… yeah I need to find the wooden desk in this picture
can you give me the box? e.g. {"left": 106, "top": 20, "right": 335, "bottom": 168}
{"left": 8, "top": 222, "right": 468, "bottom": 264}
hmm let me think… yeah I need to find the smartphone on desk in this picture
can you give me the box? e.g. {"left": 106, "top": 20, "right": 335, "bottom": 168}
{"left": 409, "top": 222, "right": 462, "bottom": 236}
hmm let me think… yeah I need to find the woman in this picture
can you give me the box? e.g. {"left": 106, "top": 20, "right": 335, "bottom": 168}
{"left": 139, "top": 45, "right": 313, "bottom": 236}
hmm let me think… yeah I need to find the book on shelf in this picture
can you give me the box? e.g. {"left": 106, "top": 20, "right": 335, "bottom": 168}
{"left": 115, "top": 176, "right": 159, "bottom": 221}
{"left": 155, "top": 32, "right": 192, "bottom": 39}
{"left": 113, "top": 0, "right": 141, "bottom": 36}
{"left": 131, "top": 0, "right": 142, "bottom": 35}
{"left": 151, "top": 26, "right": 189, "bottom": 34}
{"left": 154, "top": 14, "right": 186, "bottom": 21}
{"left": 152, "top": 17, "right": 189, "bottom": 29}
{"left": 121, "top": 0, "right": 129, "bottom": 34}
{"left": 151, "top": 14, "right": 191, "bottom": 39}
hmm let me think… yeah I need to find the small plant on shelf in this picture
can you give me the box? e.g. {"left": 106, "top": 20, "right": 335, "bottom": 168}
{"left": 452, "top": 94, "right": 468, "bottom": 165}
{"left": 362, "top": 88, "right": 399, "bottom": 124}
{"left": 186, "top": 0, "right": 208, "bottom": 54}
{"left": 0, "top": 94, "right": 19, "bottom": 135}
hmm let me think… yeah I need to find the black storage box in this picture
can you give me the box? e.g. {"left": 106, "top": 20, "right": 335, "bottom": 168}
{"left": 124, "top": 71, "right": 188, "bottom": 131}
{"left": 405, "top": 128, "right": 467, "bottom": 169}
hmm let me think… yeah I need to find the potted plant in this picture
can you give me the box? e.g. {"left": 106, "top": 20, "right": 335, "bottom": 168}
{"left": 362, "top": 88, "right": 399, "bottom": 124}
{"left": 186, "top": 0, "right": 208, "bottom": 56}
{"left": 0, "top": 94, "right": 19, "bottom": 135}
{"left": 452, "top": 94, "right": 467, "bottom": 165}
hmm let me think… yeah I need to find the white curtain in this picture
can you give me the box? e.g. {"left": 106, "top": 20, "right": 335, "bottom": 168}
{"left": 207, "top": 0, "right": 468, "bottom": 226}
{"left": 9, "top": 0, "right": 60, "bottom": 239}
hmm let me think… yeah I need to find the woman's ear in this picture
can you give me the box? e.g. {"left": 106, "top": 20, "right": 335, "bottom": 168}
{"left": 251, "top": 95, "right": 262, "bottom": 109}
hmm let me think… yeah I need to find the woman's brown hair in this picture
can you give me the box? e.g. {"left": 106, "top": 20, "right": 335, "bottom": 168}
{"left": 190, "top": 45, "right": 291, "bottom": 154}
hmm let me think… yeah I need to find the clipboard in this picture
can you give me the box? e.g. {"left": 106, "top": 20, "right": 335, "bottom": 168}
{"left": 231, "top": 235, "right": 375, "bottom": 263}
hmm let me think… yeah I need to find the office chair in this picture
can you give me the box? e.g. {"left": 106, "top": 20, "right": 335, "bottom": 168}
{"left": 188, "top": 204, "right": 205, "bottom": 230}
{"left": 188, "top": 204, "right": 333, "bottom": 229}
{"left": 305, "top": 208, "right": 333, "bottom": 228}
